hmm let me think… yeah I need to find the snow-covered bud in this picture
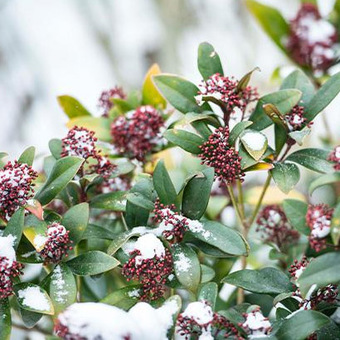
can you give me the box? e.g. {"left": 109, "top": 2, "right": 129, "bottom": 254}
{"left": 241, "top": 308, "right": 271, "bottom": 338}
{"left": 328, "top": 145, "right": 340, "bottom": 171}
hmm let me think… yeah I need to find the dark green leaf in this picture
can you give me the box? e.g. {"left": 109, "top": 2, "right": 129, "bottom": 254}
{"left": 0, "top": 298, "right": 11, "bottom": 340}
{"left": 164, "top": 129, "right": 204, "bottom": 154}
{"left": 280, "top": 69, "right": 315, "bottom": 106}
{"left": 198, "top": 282, "right": 218, "bottom": 309}
{"left": 305, "top": 72, "right": 340, "bottom": 122}
{"left": 197, "top": 42, "right": 223, "bottom": 80}
{"left": 101, "top": 285, "right": 141, "bottom": 310}
{"left": 18, "top": 146, "right": 35, "bottom": 166}
{"left": 200, "top": 264, "right": 215, "bottom": 283}
{"left": 90, "top": 191, "right": 126, "bottom": 211}
{"left": 66, "top": 251, "right": 120, "bottom": 276}
{"left": 229, "top": 121, "right": 253, "bottom": 145}
{"left": 57, "top": 95, "right": 92, "bottom": 118}
{"left": 286, "top": 148, "right": 334, "bottom": 173}
{"left": 182, "top": 168, "right": 214, "bottom": 220}
{"left": 309, "top": 173, "right": 340, "bottom": 195}
{"left": 3, "top": 208, "right": 25, "bottom": 249}
{"left": 153, "top": 74, "right": 211, "bottom": 113}
{"left": 153, "top": 160, "right": 178, "bottom": 205}
{"left": 82, "top": 223, "right": 116, "bottom": 240}
{"left": 276, "top": 310, "right": 330, "bottom": 340}
{"left": 282, "top": 199, "right": 309, "bottom": 235}
{"left": 249, "top": 90, "right": 302, "bottom": 130}
{"left": 125, "top": 202, "right": 149, "bottom": 228}
{"left": 35, "top": 156, "right": 84, "bottom": 205}
{"left": 222, "top": 267, "right": 292, "bottom": 294}
{"left": 62, "top": 203, "right": 89, "bottom": 245}
{"left": 126, "top": 192, "right": 154, "bottom": 210}
{"left": 172, "top": 244, "right": 200, "bottom": 292}
{"left": 271, "top": 162, "right": 300, "bottom": 194}
{"left": 48, "top": 139, "right": 62, "bottom": 159}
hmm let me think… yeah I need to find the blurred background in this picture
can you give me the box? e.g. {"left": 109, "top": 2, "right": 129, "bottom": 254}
{"left": 1, "top": 0, "right": 338, "bottom": 161}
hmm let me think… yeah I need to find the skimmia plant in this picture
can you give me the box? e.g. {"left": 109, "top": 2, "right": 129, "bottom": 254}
{"left": 1, "top": 41, "right": 340, "bottom": 340}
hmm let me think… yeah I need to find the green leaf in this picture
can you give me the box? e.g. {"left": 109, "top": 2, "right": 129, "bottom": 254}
{"left": 107, "top": 228, "right": 145, "bottom": 255}
{"left": 286, "top": 148, "right": 334, "bottom": 173}
{"left": 221, "top": 267, "right": 292, "bottom": 294}
{"left": 18, "top": 146, "right": 35, "bottom": 166}
{"left": 82, "top": 223, "right": 116, "bottom": 241}
{"left": 101, "top": 285, "right": 141, "bottom": 310}
{"left": 19, "top": 308, "right": 42, "bottom": 328}
{"left": 280, "top": 69, "right": 315, "bottom": 106}
{"left": 0, "top": 298, "right": 11, "bottom": 340}
{"left": 66, "top": 251, "right": 120, "bottom": 276}
{"left": 239, "top": 145, "right": 274, "bottom": 170}
{"left": 126, "top": 192, "right": 154, "bottom": 210}
{"left": 3, "top": 208, "right": 25, "bottom": 249}
{"left": 271, "top": 162, "right": 300, "bottom": 194}
{"left": 249, "top": 89, "right": 302, "bottom": 130}
{"left": 153, "top": 74, "right": 211, "bottom": 113}
{"left": 190, "top": 220, "right": 248, "bottom": 256}
{"left": 237, "top": 67, "right": 260, "bottom": 92}
{"left": 89, "top": 191, "right": 126, "bottom": 211}
{"left": 35, "top": 156, "right": 84, "bottom": 205}
{"left": 240, "top": 130, "right": 268, "bottom": 161}
{"left": 197, "top": 42, "right": 223, "bottom": 80}
{"left": 331, "top": 203, "right": 340, "bottom": 245}
{"left": 61, "top": 203, "right": 89, "bottom": 245}
{"left": 275, "top": 124, "right": 288, "bottom": 155}
{"left": 164, "top": 129, "right": 204, "bottom": 154}
{"left": 283, "top": 199, "right": 309, "bottom": 235}
{"left": 297, "top": 252, "right": 340, "bottom": 296}
{"left": 200, "top": 264, "right": 215, "bottom": 283}
{"left": 198, "top": 282, "right": 218, "bottom": 309}
{"left": 66, "top": 117, "right": 111, "bottom": 142}
{"left": 153, "top": 159, "right": 177, "bottom": 205}
{"left": 48, "top": 264, "right": 77, "bottom": 315}
{"left": 288, "top": 128, "right": 311, "bottom": 146}
{"left": 14, "top": 283, "right": 54, "bottom": 315}
{"left": 172, "top": 244, "right": 200, "bottom": 292}
{"left": 276, "top": 310, "right": 331, "bottom": 340}
{"left": 49, "top": 139, "right": 63, "bottom": 159}
{"left": 142, "top": 64, "right": 166, "bottom": 109}
{"left": 246, "top": 0, "right": 289, "bottom": 52}
{"left": 305, "top": 72, "right": 340, "bottom": 122}
{"left": 57, "top": 95, "right": 92, "bottom": 118}
{"left": 182, "top": 168, "right": 214, "bottom": 220}
{"left": 309, "top": 173, "right": 340, "bottom": 195}
{"left": 229, "top": 121, "right": 253, "bottom": 146}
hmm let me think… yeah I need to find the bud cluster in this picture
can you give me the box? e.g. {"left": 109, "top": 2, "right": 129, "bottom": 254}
{"left": 98, "top": 86, "right": 126, "bottom": 117}
{"left": 285, "top": 105, "right": 308, "bottom": 132}
{"left": 240, "top": 308, "right": 271, "bottom": 338}
{"left": 199, "top": 127, "right": 244, "bottom": 184}
{"left": 328, "top": 145, "right": 340, "bottom": 171}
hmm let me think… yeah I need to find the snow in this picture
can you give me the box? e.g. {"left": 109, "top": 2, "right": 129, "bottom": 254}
{"left": 242, "top": 310, "right": 271, "bottom": 339}
{"left": 181, "top": 301, "right": 214, "bottom": 326}
{"left": 51, "top": 265, "right": 67, "bottom": 304}
{"left": 174, "top": 253, "right": 191, "bottom": 272}
{"left": 186, "top": 219, "right": 211, "bottom": 239}
{"left": 0, "top": 235, "right": 16, "bottom": 266}
{"left": 18, "top": 286, "right": 50, "bottom": 311}
{"left": 127, "top": 289, "right": 140, "bottom": 298}
{"left": 57, "top": 300, "right": 178, "bottom": 340}
{"left": 133, "top": 233, "right": 165, "bottom": 266}
{"left": 241, "top": 131, "right": 266, "bottom": 151}
{"left": 33, "top": 234, "right": 47, "bottom": 250}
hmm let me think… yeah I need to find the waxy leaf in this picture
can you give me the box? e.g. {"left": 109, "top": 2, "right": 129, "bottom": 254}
{"left": 298, "top": 252, "right": 340, "bottom": 296}
{"left": 240, "top": 130, "right": 268, "bottom": 161}
{"left": 198, "top": 282, "right": 218, "bottom": 309}
{"left": 101, "top": 285, "right": 141, "bottom": 310}
{"left": 309, "top": 173, "right": 340, "bottom": 195}
{"left": 197, "top": 42, "right": 223, "bottom": 80}
{"left": 18, "top": 146, "right": 35, "bottom": 166}
{"left": 35, "top": 156, "right": 84, "bottom": 205}
{"left": 172, "top": 244, "right": 200, "bottom": 292}
{"left": 14, "top": 283, "right": 54, "bottom": 315}
{"left": 164, "top": 129, "right": 204, "bottom": 154}
{"left": 153, "top": 74, "right": 211, "bottom": 113}
{"left": 229, "top": 121, "right": 253, "bottom": 146}
{"left": 182, "top": 168, "right": 214, "bottom": 220}
{"left": 49, "top": 139, "right": 62, "bottom": 159}
{"left": 271, "top": 162, "right": 300, "bottom": 194}
{"left": 283, "top": 199, "right": 309, "bottom": 235}
{"left": 153, "top": 159, "right": 177, "bottom": 206}
{"left": 90, "top": 191, "right": 126, "bottom": 211}
{"left": 276, "top": 310, "right": 331, "bottom": 340}
{"left": 66, "top": 251, "right": 120, "bottom": 276}
{"left": 0, "top": 298, "right": 11, "bottom": 340}
{"left": 286, "top": 148, "right": 334, "bottom": 173}
{"left": 57, "top": 95, "right": 92, "bottom": 118}
{"left": 3, "top": 207, "right": 25, "bottom": 249}
{"left": 62, "top": 203, "right": 89, "bottom": 245}
{"left": 142, "top": 64, "right": 166, "bottom": 109}
{"left": 200, "top": 265, "right": 216, "bottom": 283}
{"left": 222, "top": 267, "right": 293, "bottom": 294}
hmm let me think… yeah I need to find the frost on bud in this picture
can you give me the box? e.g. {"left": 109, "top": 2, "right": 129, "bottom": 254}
{"left": 176, "top": 301, "right": 241, "bottom": 339}
{"left": 306, "top": 204, "right": 333, "bottom": 252}
{"left": 241, "top": 308, "right": 271, "bottom": 338}
{"left": 39, "top": 223, "right": 73, "bottom": 264}
{"left": 98, "top": 86, "right": 126, "bottom": 117}
{"left": 196, "top": 73, "right": 258, "bottom": 116}
{"left": 0, "top": 235, "right": 24, "bottom": 299}
{"left": 0, "top": 161, "right": 38, "bottom": 219}
{"left": 199, "top": 127, "right": 244, "bottom": 185}
{"left": 256, "top": 205, "right": 300, "bottom": 251}
{"left": 111, "top": 105, "right": 164, "bottom": 162}
{"left": 287, "top": 3, "right": 338, "bottom": 74}
{"left": 121, "top": 234, "right": 173, "bottom": 301}
{"left": 328, "top": 145, "right": 340, "bottom": 171}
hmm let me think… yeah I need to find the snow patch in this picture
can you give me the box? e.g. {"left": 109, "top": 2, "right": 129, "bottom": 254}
{"left": 18, "top": 286, "right": 50, "bottom": 311}
{"left": 242, "top": 131, "right": 266, "bottom": 151}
